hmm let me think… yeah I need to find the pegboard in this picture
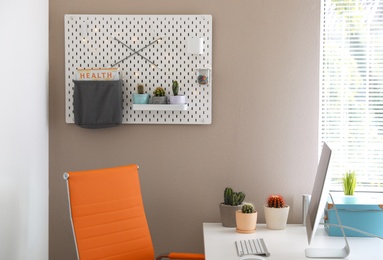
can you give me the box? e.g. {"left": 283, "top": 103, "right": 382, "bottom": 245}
{"left": 65, "top": 14, "right": 212, "bottom": 124}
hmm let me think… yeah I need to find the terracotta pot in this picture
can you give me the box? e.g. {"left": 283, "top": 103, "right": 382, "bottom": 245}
{"left": 219, "top": 203, "right": 242, "bottom": 227}
{"left": 264, "top": 205, "right": 290, "bottom": 230}
{"left": 235, "top": 210, "right": 257, "bottom": 233}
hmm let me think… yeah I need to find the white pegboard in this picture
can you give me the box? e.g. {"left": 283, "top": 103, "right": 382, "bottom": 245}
{"left": 65, "top": 14, "right": 212, "bottom": 124}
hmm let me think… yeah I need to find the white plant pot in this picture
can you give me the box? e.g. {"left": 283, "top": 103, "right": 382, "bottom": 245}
{"left": 169, "top": 95, "right": 186, "bottom": 104}
{"left": 264, "top": 205, "right": 290, "bottom": 230}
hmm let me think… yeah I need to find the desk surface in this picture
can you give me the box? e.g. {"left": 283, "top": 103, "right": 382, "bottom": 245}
{"left": 203, "top": 223, "right": 383, "bottom": 260}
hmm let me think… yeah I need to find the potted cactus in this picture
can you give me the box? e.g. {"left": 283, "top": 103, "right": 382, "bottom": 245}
{"left": 343, "top": 170, "right": 357, "bottom": 195}
{"left": 169, "top": 80, "right": 186, "bottom": 104}
{"left": 152, "top": 86, "right": 167, "bottom": 104}
{"left": 263, "top": 194, "right": 290, "bottom": 230}
{"left": 235, "top": 203, "right": 257, "bottom": 233}
{"left": 132, "top": 83, "right": 149, "bottom": 104}
{"left": 219, "top": 187, "right": 246, "bottom": 227}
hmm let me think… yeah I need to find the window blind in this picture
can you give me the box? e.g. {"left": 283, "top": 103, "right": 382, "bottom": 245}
{"left": 320, "top": 0, "right": 383, "bottom": 192}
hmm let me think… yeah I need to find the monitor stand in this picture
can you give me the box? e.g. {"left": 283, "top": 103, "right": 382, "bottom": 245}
{"left": 305, "top": 193, "right": 350, "bottom": 259}
{"left": 305, "top": 245, "right": 350, "bottom": 258}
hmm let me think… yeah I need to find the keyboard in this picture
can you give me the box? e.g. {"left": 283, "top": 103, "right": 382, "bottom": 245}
{"left": 235, "top": 238, "right": 270, "bottom": 257}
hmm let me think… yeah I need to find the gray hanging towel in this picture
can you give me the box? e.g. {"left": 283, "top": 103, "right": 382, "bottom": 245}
{"left": 73, "top": 80, "right": 123, "bottom": 128}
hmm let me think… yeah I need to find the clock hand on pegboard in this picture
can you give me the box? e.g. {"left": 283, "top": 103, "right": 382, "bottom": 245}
{"left": 112, "top": 37, "right": 162, "bottom": 69}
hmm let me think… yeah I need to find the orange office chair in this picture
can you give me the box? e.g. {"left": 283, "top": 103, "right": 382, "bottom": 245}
{"left": 64, "top": 164, "right": 205, "bottom": 260}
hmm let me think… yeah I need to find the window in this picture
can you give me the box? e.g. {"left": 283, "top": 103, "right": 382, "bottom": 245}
{"left": 320, "top": 0, "right": 383, "bottom": 192}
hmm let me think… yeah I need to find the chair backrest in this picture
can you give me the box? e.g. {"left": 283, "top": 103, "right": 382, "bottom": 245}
{"left": 64, "top": 164, "right": 155, "bottom": 260}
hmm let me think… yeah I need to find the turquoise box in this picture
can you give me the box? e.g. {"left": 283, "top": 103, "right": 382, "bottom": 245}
{"left": 324, "top": 194, "right": 383, "bottom": 237}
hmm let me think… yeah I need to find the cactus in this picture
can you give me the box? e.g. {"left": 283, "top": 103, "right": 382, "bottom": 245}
{"left": 224, "top": 187, "right": 233, "bottom": 205}
{"left": 266, "top": 195, "right": 285, "bottom": 208}
{"left": 241, "top": 203, "right": 255, "bottom": 214}
{"left": 172, "top": 80, "right": 179, "bottom": 96}
{"left": 234, "top": 192, "right": 246, "bottom": 206}
{"left": 137, "top": 84, "right": 144, "bottom": 94}
{"left": 223, "top": 187, "right": 245, "bottom": 206}
{"left": 153, "top": 86, "right": 165, "bottom": 96}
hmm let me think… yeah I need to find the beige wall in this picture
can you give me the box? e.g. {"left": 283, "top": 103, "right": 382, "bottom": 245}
{"left": 49, "top": 0, "right": 320, "bottom": 259}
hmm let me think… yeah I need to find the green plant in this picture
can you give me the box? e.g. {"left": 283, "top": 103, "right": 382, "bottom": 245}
{"left": 137, "top": 84, "right": 144, "bottom": 94}
{"left": 241, "top": 203, "right": 255, "bottom": 214}
{"left": 153, "top": 86, "right": 165, "bottom": 96}
{"left": 223, "top": 187, "right": 245, "bottom": 206}
{"left": 343, "top": 171, "right": 357, "bottom": 195}
{"left": 172, "top": 80, "right": 179, "bottom": 96}
{"left": 266, "top": 194, "right": 285, "bottom": 208}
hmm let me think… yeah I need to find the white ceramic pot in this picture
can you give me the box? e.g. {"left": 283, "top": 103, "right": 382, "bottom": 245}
{"left": 169, "top": 95, "right": 186, "bottom": 104}
{"left": 264, "top": 205, "right": 290, "bottom": 230}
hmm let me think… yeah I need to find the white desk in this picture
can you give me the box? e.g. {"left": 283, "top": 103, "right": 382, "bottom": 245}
{"left": 203, "top": 223, "right": 383, "bottom": 260}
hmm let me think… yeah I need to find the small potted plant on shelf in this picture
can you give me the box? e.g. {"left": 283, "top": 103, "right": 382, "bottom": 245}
{"left": 264, "top": 194, "right": 290, "bottom": 230}
{"left": 169, "top": 80, "right": 186, "bottom": 104}
{"left": 152, "top": 86, "right": 167, "bottom": 104}
{"left": 236, "top": 203, "right": 257, "bottom": 233}
{"left": 132, "top": 83, "right": 149, "bottom": 104}
{"left": 219, "top": 187, "right": 246, "bottom": 227}
{"left": 343, "top": 170, "right": 357, "bottom": 196}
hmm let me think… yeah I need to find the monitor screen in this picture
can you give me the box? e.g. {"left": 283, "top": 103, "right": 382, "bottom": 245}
{"left": 305, "top": 142, "right": 332, "bottom": 245}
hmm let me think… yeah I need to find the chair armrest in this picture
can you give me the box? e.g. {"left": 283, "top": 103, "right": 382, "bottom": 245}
{"left": 156, "top": 252, "right": 205, "bottom": 260}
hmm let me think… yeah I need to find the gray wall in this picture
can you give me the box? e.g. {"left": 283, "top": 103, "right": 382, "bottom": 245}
{"left": 49, "top": 0, "right": 320, "bottom": 259}
{"left": 0, "top": 0, "right": 49, "bottom": 259}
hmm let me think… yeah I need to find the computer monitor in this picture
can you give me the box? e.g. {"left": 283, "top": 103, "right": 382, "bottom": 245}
{"left": 305, "top": 142, "right": 350, "bottom": 258}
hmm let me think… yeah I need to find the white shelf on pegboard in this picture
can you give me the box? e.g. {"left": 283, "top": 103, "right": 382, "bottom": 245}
{"left": 132, "top": 104, "right": 188, "bottom": 111}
